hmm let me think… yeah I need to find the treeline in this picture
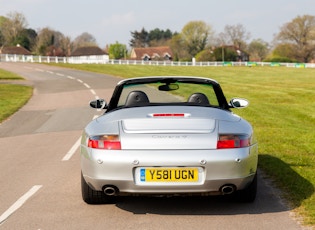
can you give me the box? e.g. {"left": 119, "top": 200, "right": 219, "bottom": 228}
{"left": 0, "top": 12, "right": 99, "bottom": 57}
{"left": 1, "top": 12, "right": 315, "bottom": 63}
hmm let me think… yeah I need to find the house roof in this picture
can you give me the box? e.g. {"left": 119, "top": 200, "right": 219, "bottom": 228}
{"left": 71, "top": 46, "right": 107, "bottom": 56}
{"left": 0, "top": 46, "right": 31, "bottom": 55}
{"left": 131, "top": 46, "right": 173, "bottom": 60}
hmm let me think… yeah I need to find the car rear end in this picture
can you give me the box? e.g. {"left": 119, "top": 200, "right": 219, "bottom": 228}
{"left": 81, "top": 106, "right": 258, "bottom": 197}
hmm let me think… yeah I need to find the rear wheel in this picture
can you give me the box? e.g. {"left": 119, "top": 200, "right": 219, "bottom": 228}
{"left": 236, "top": 172, "right": 257, "bottom": 202}
{"left": 81, "top": 172, "right": 112, "bottom": 204}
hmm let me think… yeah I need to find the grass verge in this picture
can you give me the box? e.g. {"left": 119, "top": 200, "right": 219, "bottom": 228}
{"left": 0, "top": 68, "right": 33, "bottom": 122}
{"left": 0, "top": 68, "right": 25, "bottom": 80}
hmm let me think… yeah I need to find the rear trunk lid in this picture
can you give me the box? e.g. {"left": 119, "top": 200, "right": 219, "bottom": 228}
{"left": 95, "top": 106, "right": 241, "bottom": 150}
{"left": 120, "top": 111, "right": 218, "bottom": 150}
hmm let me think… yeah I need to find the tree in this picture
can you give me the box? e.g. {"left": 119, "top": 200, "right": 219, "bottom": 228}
{"left": 0, "top": 16, "right": 7, "bottom": 46}
{"left": 35, "top": 27, "right": 55, "bottom": 55}
{"left": 73, "top": 32, "right": 97, "bottom": 50}
{"left": 276, "top": 15, "right": 315, "bottom": 62}
{"left": 130, "top": 27, "right": 176, "bottom": 48}
{"left": 272, "top": 43, "right": 295, "bottom": 58}
{"left": 0, "top": 14, "right": 36, "bottom": 50}
{"left": 265, "top": 43, "right": 298, "bottom": 62}
{"left": 0, "top": 11, "right": 28, "bottom": 46}
{"left": 169, "top": 33, "right": 190, "bottom": 61}
{"left": 0, "top": 16, "right": 6, "bottom": 25}
{"left": 148, "top": 28, "right": 174, "bottom": 46}
{"left": 129, "top": 28, "right": 149, "bottom": 47}
{"left": 14, "top": 28, "right": 37, "bottom": 50}
{"left": 220, "top": 24, "right": 250, "bottom": 50}
{"left": 34, "top": 27, "right": 66, "bottom": 55}
{"left": 180, "top": 21, "right": 213, "bottom": 57}
{"left": 59, "top": 35, "right": 72, "bottom": 56}
{"left": 247, "top": 39, "right": 269, "bottom": 61}
{"left": 108, "top": 42, "right": 127, "bottom": 59}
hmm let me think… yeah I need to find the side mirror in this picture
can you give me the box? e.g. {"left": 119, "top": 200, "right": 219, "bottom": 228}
{"left": 229, "top": 98, "right": 249, "bottom": 108}
{"left": 89, "top": 99, "right": 107, "bottom": 109}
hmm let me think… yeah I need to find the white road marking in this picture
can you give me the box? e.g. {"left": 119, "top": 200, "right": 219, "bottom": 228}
{"left": 46, "top": 71, "right": 54, "bottom": 74}
{"left": 83, "top": 83, "right": 91, "bottom": 88}
{"left": 77, "top": 79, "right": 83, "bottom": 83}
{"left": 62, "top": 137, "right": 81, "bottom": 161}
{"left": 90, "top": 89, "right": 96, "bottom": 95}
{"left": 0, "top": 185, "right": 42, "bottom": 225}
{"left": 35, "top": 68, "right": 44, "bottom": 72}
{"left": 56, "top": 73, "right": 64, "bottom": 77}
{"left": 67, "top": 75, "right": 75, "bottom": 80}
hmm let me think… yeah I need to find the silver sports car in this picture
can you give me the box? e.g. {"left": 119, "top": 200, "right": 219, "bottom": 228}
{"left": 80, "top": 76, "right": 258, "bottom": 204}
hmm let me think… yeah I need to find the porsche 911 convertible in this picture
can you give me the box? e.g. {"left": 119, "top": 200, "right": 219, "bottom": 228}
{"left": 80, "top": 76, "right": 258, "bottom": 204}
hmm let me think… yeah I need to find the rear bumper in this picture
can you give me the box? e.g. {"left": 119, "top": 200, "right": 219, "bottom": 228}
{"left": 82, "top": 174, "right": 256, "bottom": 195}
{"left": 81, "top": 145, "right": 258, "bottom": 195}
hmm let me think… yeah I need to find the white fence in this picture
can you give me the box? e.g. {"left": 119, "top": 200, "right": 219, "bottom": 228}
{"left": 1, "top": 53, "right": 315, "bottom": 68}
{"left": 0, "top": 54, "right": 109, "bottom": 64}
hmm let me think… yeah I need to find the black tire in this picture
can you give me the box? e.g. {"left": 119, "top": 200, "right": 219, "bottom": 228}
{"left": 81, "top": 172, "right": 112, "bottom": 204}
{"left": 236, "top": 172, "right": 258, "bottom": 203}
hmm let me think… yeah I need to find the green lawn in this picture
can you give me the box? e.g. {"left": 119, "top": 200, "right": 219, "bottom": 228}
{"left": 0, "top": 68, "right": 25, "bottom": 80}
{"left": 2, "top": 63, "right": 315, "bottom": 227}
{"left": 0, "top": 69, "right": 33, "bottom": 122}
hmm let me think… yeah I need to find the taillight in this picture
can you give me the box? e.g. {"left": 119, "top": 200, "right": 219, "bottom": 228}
{"left": 217, "top": 134, "right": 250, "bottom": 149}
{"left": 88, "top": 135, "right": 121, "bottom": 150}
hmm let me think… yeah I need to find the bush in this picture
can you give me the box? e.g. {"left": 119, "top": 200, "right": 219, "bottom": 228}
{"left": 263, "top": 56, "right": 298, "bottom": 63}
{"left": 195, "top": 50, "right": 215, "bottom": 62}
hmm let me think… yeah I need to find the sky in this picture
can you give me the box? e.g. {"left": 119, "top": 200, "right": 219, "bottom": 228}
{"left": 1, "top": 0, "right": 315, "bottom": 48}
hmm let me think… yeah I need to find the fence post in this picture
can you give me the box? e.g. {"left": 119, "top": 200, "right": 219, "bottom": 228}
{"left": 192, "top": 57, "right": 196, "bottom": 66}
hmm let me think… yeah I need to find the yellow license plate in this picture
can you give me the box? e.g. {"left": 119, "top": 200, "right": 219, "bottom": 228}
{"left": 140, "top": 168, "right": 199, "bottom": 182}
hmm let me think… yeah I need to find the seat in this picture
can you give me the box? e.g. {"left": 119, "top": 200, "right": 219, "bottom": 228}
{"left": 187, "top": 93, "right": 210, "bottom": 106}
{"left": 125, "top": 91, "right": 150, "bottom": 107}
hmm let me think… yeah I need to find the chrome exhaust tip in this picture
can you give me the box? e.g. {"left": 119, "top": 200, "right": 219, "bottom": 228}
{"left": 220, "top": 184, "right": 236, "bottom": 195}
{"left": 103, "top": 185, "right": 119, "bottom": 196}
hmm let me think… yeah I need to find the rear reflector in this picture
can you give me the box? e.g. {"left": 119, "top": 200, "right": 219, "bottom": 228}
{"left": 88, "top": 135, "right": 121, "bottom": 150}
{"left": 217, "top": 134, "right": 250, "bottom": 149}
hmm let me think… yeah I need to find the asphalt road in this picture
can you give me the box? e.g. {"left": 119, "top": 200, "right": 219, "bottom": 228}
{"left": 0, "top": 62, "right": 306, "bottom": 230}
